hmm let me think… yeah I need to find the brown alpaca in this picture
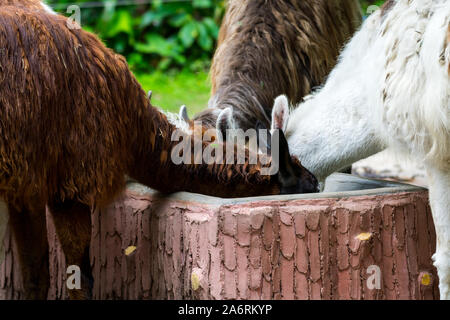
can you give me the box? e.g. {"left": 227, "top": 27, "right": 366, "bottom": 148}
{"left": 0, "top": 3, "right": 317, "bottom": 299}
{"left": 189, "top": 0, "right": 362, "bottom": 133}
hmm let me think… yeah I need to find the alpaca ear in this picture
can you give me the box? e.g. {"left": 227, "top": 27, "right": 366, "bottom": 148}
{"left": 256, "top": 121, "right": 272, "bottom": 155}
{"left": 179, "top": 105, "right": 189, "bottom": 122}
{"left": 271, "top": 95, "right": 290, "bottom": 132}
{"left": 216, "top": 108, "right": 234, "bottom": 143}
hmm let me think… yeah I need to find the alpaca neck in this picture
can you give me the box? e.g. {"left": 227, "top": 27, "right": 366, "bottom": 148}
{"left": 285, "top": 32, "right": 386, "bottom": 180}
{"left": 288, "top": 89, "right": 384, "bottom": 182}
{"left": 285, "top": 11, "right": 388, "bottom": 181}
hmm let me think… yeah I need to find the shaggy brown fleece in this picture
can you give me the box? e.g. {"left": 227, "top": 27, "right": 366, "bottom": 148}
{"left": 0, "top": 1, "right": 317, "bottom": 299}
{"left": 194, "top": 0, "right": 362, "bottom": 130}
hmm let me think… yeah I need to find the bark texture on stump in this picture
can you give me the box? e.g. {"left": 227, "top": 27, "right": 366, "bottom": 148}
{"left": 0, "top": 186, "right": 438, "bottom": 300}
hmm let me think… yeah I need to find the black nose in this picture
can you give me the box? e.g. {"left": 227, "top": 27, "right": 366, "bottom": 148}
{"left": 304, "top": 181, "right": 319, "bottom": 194}
{"left": 313, "top": 184, "right": 320, "bottom": 193}
{"left": 305, "top": 171, "right": 319, "bottom": 193}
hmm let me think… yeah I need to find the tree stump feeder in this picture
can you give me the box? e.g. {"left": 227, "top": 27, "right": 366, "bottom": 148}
{"left": 0, "top": 174, "right": 439, "bottom": 300}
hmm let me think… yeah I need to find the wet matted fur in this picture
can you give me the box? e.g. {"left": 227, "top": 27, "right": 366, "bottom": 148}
{"left": 194, "top": 0, "right": 362, "bottom": 130}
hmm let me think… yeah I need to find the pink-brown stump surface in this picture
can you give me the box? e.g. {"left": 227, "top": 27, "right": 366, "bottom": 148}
{"left": 0, "top": 188, "right": 438, "bottom": 300}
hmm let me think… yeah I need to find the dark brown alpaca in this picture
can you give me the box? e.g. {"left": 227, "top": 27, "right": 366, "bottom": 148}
{"left": 0, "top": 2, "right": 317, "bottom": 299}
{"left": 191, "top": 0, "right": 362, "bottom": 132}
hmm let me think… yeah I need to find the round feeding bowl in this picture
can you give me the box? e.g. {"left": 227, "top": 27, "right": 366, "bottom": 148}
{"left": 0, "top": 173, "right": 438, "bottom": 300}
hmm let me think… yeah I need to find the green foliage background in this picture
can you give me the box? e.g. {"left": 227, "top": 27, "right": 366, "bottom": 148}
{"left": 47, "top": 0, "right": 385, "bottom": 112}
{"left": 49, "top": 0, "right": 225, "bottom": 73}
{"left": 49, "top": 0, "right": 385, "bottom": 73}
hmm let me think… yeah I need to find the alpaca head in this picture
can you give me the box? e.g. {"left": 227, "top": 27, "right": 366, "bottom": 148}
{"left": 255, "top": 116, "right": 318, "bottom": 195}
{"left": 270, "top": 94, "right": 353, "bottom": 183}
{"left": 270, "top": 95, "right": 323, "bottom": 182}
{"left": 175, "top": 103, "right": 318, "bottom": 194}
{"left": 212, "top": 105, "right": 318, "bottom": 194}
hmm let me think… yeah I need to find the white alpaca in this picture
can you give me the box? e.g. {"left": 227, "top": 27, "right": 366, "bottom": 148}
{"left": 272, "top": 0, "right": 450, "bottom": 299}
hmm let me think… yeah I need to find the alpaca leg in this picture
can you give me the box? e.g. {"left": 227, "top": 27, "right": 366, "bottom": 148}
{"left": 8, "top": 203, "right": 49, "bottom": 299}
{"left": 426, "top": 166, "right": 450, "bottom": 300}
{"left": 48, "top": 200, "right": 92, "bottom": 300}
{"left": 0, "top": 201, "right": 8, "bottom": 265}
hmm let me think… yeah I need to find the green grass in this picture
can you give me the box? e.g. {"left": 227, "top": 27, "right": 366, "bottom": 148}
{"left": 135, "top": 70, "right": 211, "bottom": 115}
